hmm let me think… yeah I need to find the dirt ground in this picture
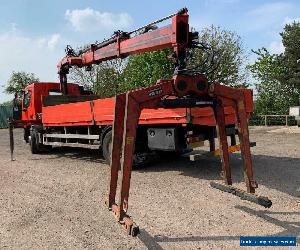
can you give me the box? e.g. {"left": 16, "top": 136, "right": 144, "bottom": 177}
{"left": 0, "top": 127, "right": 299, "bottom": 249}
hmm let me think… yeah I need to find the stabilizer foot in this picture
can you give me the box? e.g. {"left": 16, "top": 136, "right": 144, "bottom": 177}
{"left": 210, "top": 181, "right": 272, "bottom": 208}
{"left": 109, "top": 203, "right": 140, "bottom": 236}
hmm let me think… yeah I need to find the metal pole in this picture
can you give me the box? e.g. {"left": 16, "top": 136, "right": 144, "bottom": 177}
{"left": 8, "top": 119, "right": 14, "bottom": 161}
{"left": 285, "top": 115, "right": 288, "bottom": 126}
{"left": 127, "top": 8, "right": 188, "bottom": 35}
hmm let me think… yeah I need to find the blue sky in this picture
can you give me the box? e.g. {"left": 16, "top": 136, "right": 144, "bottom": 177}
{"left": 1, "top": 0, "right": 300, "bottom": 101}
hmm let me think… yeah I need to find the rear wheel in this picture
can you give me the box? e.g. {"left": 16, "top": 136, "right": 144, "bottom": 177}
{"left": 30, "top": 128, "right": 40, "bottom": 154}
{"left": 101, "top": 130, "right": 151, "bottom": 167}
{"left": 23, "top": 127, "right": 30, "bottom": 143}
{"left": 102, "top": 131, "right": 112, "bottom": 164}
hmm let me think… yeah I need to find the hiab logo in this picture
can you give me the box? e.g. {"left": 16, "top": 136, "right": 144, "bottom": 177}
{"left": 148, "top": 88, "right": 162, "bottom": 97}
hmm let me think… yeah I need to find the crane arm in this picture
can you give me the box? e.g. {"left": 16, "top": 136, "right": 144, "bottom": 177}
{"left": 57, "top": 8, "right": 196, "bottom": 94}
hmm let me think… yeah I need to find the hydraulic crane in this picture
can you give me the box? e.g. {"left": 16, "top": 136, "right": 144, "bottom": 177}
{"left": 57, "top": 8, "right": 271, "bottom": 236}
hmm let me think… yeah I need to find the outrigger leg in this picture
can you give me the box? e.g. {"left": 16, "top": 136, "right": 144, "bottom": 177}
{"left": 214, "top": 98, "right": 232, "bottom": 185}
{"left": 8, "top": 119, "right": 15, "bottom": 161}
{"left": 210, "top": 86, "right": 271, "bottom": 207}
{"left": 107, "top": 78, "right": 272, "bottom": 237}
{"left": 106, "top": 80, "right": 174, "bottom": 236}
{"left": 107, "top": 93, "right": 140, "bottom": 236}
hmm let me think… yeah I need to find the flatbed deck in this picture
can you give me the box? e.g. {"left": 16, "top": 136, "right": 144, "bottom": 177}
{"left": 42, "top": 96, "right": 252, "bottom": 127}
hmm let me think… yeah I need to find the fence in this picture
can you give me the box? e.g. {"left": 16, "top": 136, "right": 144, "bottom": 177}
{"left": 249, "top": 115, "right": 296, "bottom": 126}
{"left": 0, "top": 105, "right": 13, "bottom": 128}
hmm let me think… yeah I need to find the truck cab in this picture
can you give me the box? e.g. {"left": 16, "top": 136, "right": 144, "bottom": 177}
{"left": 16, "top": 82, "right": 84, "bottom": 142}
{"left": 21, "top": 82, "right": 82, "bottom": 123}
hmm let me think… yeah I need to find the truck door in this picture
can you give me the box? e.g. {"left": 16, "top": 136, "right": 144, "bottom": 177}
{"left": 22, "top": 89, "right": 33, "bottom": 121}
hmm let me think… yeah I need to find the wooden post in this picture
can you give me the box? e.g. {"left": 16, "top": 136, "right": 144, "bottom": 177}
{"left": 264, "top": 115, "right": 267, "bottom": 126}
{"left": 285, "top": 115, "right": 288, "bottom": 126}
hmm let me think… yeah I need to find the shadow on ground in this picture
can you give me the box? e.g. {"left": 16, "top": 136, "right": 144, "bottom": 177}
{"left": 40, "top": 146, "right": 300, "bottom": 198}
{"left": 136, "top": 206, "right": 299, "bottom": 249}
{"left": 137, "top": 153, "right": 300, "bottom": 198}
{"left": 32, "top": 147, "right": 106, "bottom": 164}
{"left": 40, "top": 145, "right": 300, "bottom": 249}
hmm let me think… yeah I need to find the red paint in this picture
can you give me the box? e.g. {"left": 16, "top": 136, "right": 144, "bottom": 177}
{"left": 41, "top": 90, "right": 253, "bottom": 127}
{"left": 21, "top": 82, "right": 81, "bottom": 126}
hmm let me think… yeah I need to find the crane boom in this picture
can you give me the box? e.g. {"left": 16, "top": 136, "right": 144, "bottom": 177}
{"left": 57, "top": 8, "right": 194, "bottom": 95}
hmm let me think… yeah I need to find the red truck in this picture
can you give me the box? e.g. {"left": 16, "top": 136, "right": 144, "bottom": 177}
{"left": 8, "top": 8, "right": 272, "bottom": 237}
{"left": 15, "top": 81, "right": 253, "bottom": 164}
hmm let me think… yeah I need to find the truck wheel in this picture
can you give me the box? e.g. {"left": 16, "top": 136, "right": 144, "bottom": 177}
{"left": 24, "top": 127, "right": 30, "bottom": 143}
{"left": 102, "top": 130, "right": 112, "bottom": 164}
{"left": 297, "top": 120, "right": 300, "bottom": 127}
{"left": 102, "top": 130, "right": 151, "bottom": 167}
{"left": 30, "top": 129, "right": 40, "bottom": 154}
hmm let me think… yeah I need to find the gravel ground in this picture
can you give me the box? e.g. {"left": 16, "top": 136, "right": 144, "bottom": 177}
{"left": 0, "top": 127, "right": 299, "bottom": 249}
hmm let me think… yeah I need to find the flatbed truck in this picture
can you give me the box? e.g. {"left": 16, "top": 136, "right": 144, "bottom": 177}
{"left": 15, "top": 81, "right": 253, "bottom": 164}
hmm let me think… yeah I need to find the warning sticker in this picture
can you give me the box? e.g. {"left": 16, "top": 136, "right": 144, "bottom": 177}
{"left": 126, "top": 137, "right": 134, "bottom": 145}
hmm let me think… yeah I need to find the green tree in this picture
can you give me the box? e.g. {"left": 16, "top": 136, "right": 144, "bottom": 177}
{"left": 281, "top": 22, "right": 300, "bottom": 91}
{"left": 70, "top": 26, "right": 247, "bottom": 95}
{"left": 248, "top": 22, "right": 300, "bottom": 116}
{"left": 187, "top": 25, "right": 248, "bottom": 87}
{"left": 120, "top": 49, "right": 174, "bottom": 92}
{"left": 70, "top": 49, "right": 175, "bottom": 95}
{"left": 69, "top": 59, "right": 125, "bottom": 98}
{"left": 93, "top": 66, "right": 121, "bottom": 98}
{"left": 248, "top": 48, "right": 297, "bottom": 115}
{"left": 121, "top": 26, "right": 248, "bottom": 90}
{"left": 4, "top": 71, "right": 39, "bottom": 94}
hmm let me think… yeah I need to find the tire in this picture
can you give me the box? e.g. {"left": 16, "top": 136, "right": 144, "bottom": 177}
{"left": 23, "top": 127, "right": 30, "bottom": 143}
{"left": 102, "top": 130, "right": 112, "bottom": 164}
{"left": 30, "top": 129, "right": 40, "bottom": 154}
{"left": 297, "top": 120, "right": 300, "bottom": 127}
{"left": 101, "top": 130, "right": 152, "bottom": 167}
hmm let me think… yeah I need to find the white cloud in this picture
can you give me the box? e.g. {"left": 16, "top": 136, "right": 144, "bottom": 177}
{"left": 47, "top": 33, "right": 61, "bottom": 49}
{"left": 264, "top": 15, "right": 300, "bottom": 55}
{"left": 269, "top": 40, "right": 284, "bottom": 54}
{"left": 10, "top": 23, "right": 18, "bottom": 32}
{"left": 265, "top": 15, "right": 300, "bottom": 55}
{"left": 65, "top": 8, "right": 132, "bottom": 32}
{"left": 0, "top": 27, "right": 65, "bottom": 102}
{"left": 247, "top": 2, "right": 293, "bottom": 31}
{"left": 249, "top": 2, "right": 291, "bottom": 16}
{"left": 35, "top": 34, "right": 61, "bottom": 49}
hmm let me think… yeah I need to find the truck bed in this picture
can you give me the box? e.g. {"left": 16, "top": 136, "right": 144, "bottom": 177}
{"left": 42, "top": 93, "right": 253, "bottom": 127}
